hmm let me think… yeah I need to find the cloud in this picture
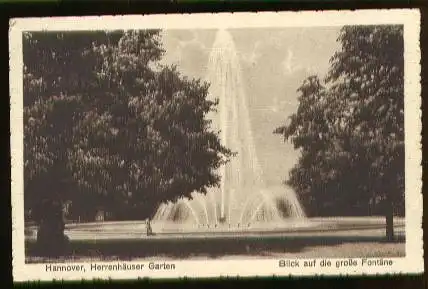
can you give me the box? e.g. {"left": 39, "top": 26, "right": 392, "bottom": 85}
{"left": 161, "top": 30, "right": 210, "bottom": 79}
{"left": 283, "top": 49, "right": 294, "bottom": 74}
{"left": 240, "top": 40, "right": 263, "bottom": 66}
{"left": 282, "top": 48, "right": 304, "bottom": 75}
{"left": 177, "top": 38, "right": 209, "bottom": 79}
{"left": 171, "top": 33, "right": 206, "bottom": 62}
{"left": 178, "top": 31, "right": 207, "bottom": 52}
{"left": 269, "top": 98, "right": 298, "bottom": 113}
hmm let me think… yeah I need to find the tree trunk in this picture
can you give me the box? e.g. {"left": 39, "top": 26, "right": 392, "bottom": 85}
{"left": 385, "top": 196, "right": 395, "bottom": 242}
{"left": 35, "top": 199, "right": 69, "bottom": 257}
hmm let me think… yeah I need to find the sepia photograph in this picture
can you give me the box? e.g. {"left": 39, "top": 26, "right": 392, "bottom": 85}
{"left": 10, "top": 10, "right": 422, "bottom": 281}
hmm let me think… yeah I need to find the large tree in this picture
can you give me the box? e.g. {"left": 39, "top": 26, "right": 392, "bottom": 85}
{"left": 275, "top": 25, "right": 404, "bottom": 241}
{"left": 23, "top": 30, "right": 232, "bottom": 254}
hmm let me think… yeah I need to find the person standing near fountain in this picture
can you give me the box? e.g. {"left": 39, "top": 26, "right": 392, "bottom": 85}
{"left": 146, "top": 219, "right": 154, "bottom": 236}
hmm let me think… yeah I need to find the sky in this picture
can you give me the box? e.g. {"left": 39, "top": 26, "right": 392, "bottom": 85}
{"left": 159, "top": 27, "right": 341, "bottom": 186}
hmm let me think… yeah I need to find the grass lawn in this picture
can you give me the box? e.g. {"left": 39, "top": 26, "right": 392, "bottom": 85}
{"left": 26, "top": 237, "right": 405, "bottom": 263}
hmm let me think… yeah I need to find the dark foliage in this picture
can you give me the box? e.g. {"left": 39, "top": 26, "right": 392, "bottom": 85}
{"left": 275, "top": 25, "right": 404, "bottom": 240}
{"left": 23, "top": 30, "right": 232, "bottom": 253}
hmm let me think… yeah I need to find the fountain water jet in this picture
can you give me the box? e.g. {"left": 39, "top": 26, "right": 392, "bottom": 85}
{"left": 152, "top": 29, "right": 307, "bottom": 231}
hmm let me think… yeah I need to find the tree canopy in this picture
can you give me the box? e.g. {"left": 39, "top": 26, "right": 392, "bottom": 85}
{"left": 23, "top": 30, "right": 232, "bottom": 223}
{"left": 275, "top": 25, "right": 405, "bottom": 221}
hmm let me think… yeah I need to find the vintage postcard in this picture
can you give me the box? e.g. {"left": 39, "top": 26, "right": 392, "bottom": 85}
{"left": 10, "top": 9, "right": 422, "bottom": 282}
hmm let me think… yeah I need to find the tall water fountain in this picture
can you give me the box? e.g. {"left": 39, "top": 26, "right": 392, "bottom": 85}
{"left": 152, "top": 29, "right": 307, "bottom": 232}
